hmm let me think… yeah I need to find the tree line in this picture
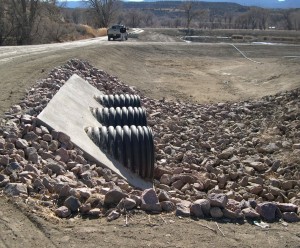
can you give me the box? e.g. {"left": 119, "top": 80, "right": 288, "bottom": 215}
{"left": 0, "top": 0, "right": 65, "bottom": 45}
{"left": 0, "top": 0, "right": 299, "bottom": 46}
{"left": 66, "top": 0, "right": 300, "bottom": 30}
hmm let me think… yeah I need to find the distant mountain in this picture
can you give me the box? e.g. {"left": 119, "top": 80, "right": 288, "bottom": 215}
{"left": 123, "top": 1, "right": 248, "bottom": 14}
{"left": 190, "top": 0, "right": 300, "bottom": 9}
{"left": 60, "top": 0, "right": 300, "bottom": 9}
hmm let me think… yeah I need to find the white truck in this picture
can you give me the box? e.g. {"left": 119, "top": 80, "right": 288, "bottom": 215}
{"left": 107, "top": 24, "right": 128, "bottom": 41}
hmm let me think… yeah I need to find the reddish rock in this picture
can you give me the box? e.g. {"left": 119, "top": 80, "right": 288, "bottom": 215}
{"left": 223, "top": 208, "right": 244, "bottom": 219}
{"left": 190, "top": 202, "right": 204, "bottom": 218}
{"left": 55, "top": 206, "right": 71, "bottom": 218}
{"left": 58, "top": 132, "right": 70, "bottom": 144}
{"left": 0, "top": 155, "right": 9, "bottom": 166}
{"left": 55, "top": 148, "right": 69, "bottom": 163}
{"left": 171, "top": 174, "right": 197, "bottom": 184}
{"left": 79, "top": 203, "right": 92, "bottom": 214}
{"left": 118, "top": 198, "right": 136, "bottom": 210}
{"left": 16, "top": 138, "right": 29, "bottom": 149}
{"left": 42, "top": 134, "right": 52, "bottom": 142}
{"left": 208, "top": 193, "right": 228, "bottom": 208}
{"left": 276, "top": 203, "right": 298, "bottom": 213}
{"left": 160, "top": 174, "right": 172, "bottom": 185}
{"left": 23, "top": 131, "right": 39, "bottom": 142}
{"left": 242, "top": 208, "right": 260, "bottom": 218}
{"left": 46, "top": 159, "right": 66, "bottom": 175}
{"left": 161, "top": 201, "right": 176, "bottom": 212}
{"left": 218, "top": 147, "right": 235, "bottom": 159}
{"left": 210, "top": 207, "right": 223, "bottom": 218}
{"left": 172, "top": 180, "right": 185, "bottom": 190}
{"left": 141, "top": 188, "right": 162, "bottom": 213}
{"left": 158, "top": 190, "right": 170, "bottom": 202}
{"left": 107, "top": 210, "right": 120, "bottom": 222}
{"left": 104, "top": 189, "right": 127, "bottom": 207}
{"left": 191, "top": 199, "right": 211, "bottom": 217}
{"left": 175, "top": 200, "right": 191, "bottom": 217}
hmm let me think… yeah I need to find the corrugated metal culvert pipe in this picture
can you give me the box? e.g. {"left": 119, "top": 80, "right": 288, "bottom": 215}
{"left": 86, "top": 94, "right": 154, "bottom": 181}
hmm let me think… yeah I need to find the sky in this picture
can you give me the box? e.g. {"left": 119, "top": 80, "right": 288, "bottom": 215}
{"left": 67, "top": 0, "right": 285, "bottom": 2}
{"left": 64, "top": 0, "right": 287, "bottom": 1}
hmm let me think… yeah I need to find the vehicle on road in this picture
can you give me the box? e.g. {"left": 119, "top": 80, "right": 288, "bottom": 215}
{"left": 107, "top": 24, "right": 128, "bottom": 41}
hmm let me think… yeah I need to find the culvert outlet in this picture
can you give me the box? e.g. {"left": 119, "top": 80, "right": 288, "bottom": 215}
{"left": 37, "top": 74, "right": 153, "bottom": 189}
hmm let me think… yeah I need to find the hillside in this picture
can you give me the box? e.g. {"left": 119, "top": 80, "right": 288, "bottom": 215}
{"left": 62, "top": 0, "right": 300, "bottom": 9}
{"left": 198, "top": 0, "right": 300, "bottom": 9}
{"left": 123, "top": 1, "right": 248, "bottom": 11}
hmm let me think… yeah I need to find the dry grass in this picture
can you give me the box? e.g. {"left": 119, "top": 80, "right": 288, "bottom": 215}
{"left": 80, "top": 25, "right": 107, "bottom": 38}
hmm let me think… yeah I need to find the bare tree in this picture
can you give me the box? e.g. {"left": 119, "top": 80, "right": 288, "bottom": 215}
{"left": 247, "top": 8, "right": 258, "bottom": 29}
{"left": 234, "top": 12, "right": 250, "bottom": 29}
{"left": 283, "top": 9, "right": 294, "bottom": 30}
{"left": 87, "top": 0, "right": 120, "bottom": 28}
{"left": 0, "top": 0, "right": 67, "bottom": 45}
{"left": 126, "top": 9, "right": 142, "bottom": 28}
{"left": 181, "top": 0, "right": 199, "bottom": 30}
{"left": 143, "top": 11, "right": 155, "bottom": 27}
{"left": 71, "top": 9, "right": 82, "bottom": 24}
{"left": 234, "top": 8, "right": 269, "bottom": 30}
{"left": 224, "top": 12, "right": 234, "bottom": 29}
{"left": 290, "top": 10, "right": 300, "bottom": 30}
{"left": 9, "top": 0, "right": 40, "bottom": 44}
{"left": 0, "top": 0, "right": 11, "bottom": 45}
{"left": 250, "top": 8, "right": 269, "bottom": 30}
{"left": 174, "top": 18, "right": 182, "bottom": 28}
{"left": 260, "top": 9, "right": 269, "bottom": 30}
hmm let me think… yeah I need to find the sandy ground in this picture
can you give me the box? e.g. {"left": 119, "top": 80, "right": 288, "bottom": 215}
{"left": 0, "top": 29, "right": 300, "bottom": 247}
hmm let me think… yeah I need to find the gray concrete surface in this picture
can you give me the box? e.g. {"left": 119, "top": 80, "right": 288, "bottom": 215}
{"left": 37, "top": 74, "right": 152, "bottom": 189}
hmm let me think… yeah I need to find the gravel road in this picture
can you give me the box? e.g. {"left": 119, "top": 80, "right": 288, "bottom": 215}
{"left": 0, "top": 37, "right": 108, "bottom": 64}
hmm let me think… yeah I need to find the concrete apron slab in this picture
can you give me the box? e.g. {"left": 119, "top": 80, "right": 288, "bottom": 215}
{"left": 37, "top": 74, "right": 153, "bottom": 190}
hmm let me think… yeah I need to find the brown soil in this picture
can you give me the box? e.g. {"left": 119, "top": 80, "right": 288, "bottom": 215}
{"left": 0, "top": 29, "right": 300, "bottom": 247}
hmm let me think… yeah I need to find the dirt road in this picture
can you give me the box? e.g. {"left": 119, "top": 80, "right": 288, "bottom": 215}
{"left": 0, "top": 29, "right": 300, "bottom": 247}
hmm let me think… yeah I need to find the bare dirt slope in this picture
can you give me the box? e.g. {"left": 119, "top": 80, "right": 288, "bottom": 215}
{"left": 0, "top": 29, "right": 300, "bottom": 247}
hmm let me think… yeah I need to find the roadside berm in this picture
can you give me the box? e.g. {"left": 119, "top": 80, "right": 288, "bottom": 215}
{"left": 0, "top": 59, "right": 299, "bottom": 223}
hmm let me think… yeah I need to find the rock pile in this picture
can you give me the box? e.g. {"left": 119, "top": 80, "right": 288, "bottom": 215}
{"left": 0, "top": 59, "right": 299, "bottom": 223}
